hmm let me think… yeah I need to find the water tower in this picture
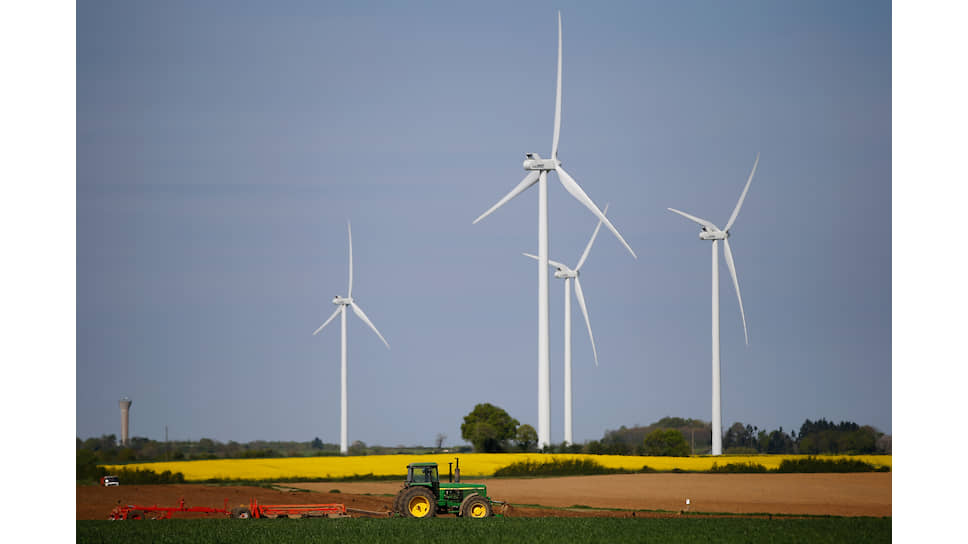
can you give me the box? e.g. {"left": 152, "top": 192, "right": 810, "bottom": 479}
{"left": 119, "top": 397, "right": 132, "bottom": 446}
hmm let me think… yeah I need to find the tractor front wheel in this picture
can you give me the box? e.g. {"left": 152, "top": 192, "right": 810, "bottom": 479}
{"left": 459, "top": 494, "right": 493, "bottom": 518}
{"left": 400, "top": 487, "right": 437, "bottom": 519}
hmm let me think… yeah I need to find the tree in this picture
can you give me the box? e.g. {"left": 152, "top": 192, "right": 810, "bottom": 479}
{"left": 435, "top": 433, "right": 447, "bottom": 450}
{"left": 763, "top": 427, "right": 796, "bottom": 453}
{"left": 76, "top": 448, "right": 105, "bottom": 482}
{"left": 348, "top": 440, "right": 367, "bottom": 456}
{"left": 311, "top": 437, "right": 324, "bottom": 449}
{"left": 797, "top": 419, "right": 878, "bottom": 454}
{"left": 515, "top": 424, "right": 538, "bottom": 452}
{"left": 643, "top": 429, "right": 690, "bottom": 456}
{"left": 460, "top": 403, "right": 520, "bottom": 452}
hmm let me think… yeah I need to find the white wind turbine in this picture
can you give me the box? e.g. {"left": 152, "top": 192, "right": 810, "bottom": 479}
{"left": 523, "top": 204, "right": 609, "bottom": 446}
{"left": 312, "top": 221, "right": 390, "bottom": 455}
{"left": 473, "top": 12, "right": 636, "bottom": 449}
{"left": 667, "top": 153, "right": 759, "bottom": 456}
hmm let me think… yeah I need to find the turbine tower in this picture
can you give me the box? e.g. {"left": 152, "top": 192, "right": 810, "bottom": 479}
{"left": 119, "top": 397, "right": 132, "bottom": 446}
{"left": 313, "top": 221, "right": 389, "bottom": 455}
{"left": 524, "top": 204, "right": 609, "bottom": 445}
{"left": 667, "top": 153, "right": 759, "bottom": 455}
{"left": 473, "top": 12, "right": 636, "bottom": 448}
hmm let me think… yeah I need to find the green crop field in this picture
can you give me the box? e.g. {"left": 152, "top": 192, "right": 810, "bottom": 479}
{"left": 77, "top": 517, "right": 891, "bottom": 543}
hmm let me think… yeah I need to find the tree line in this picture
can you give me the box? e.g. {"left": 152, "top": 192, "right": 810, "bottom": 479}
{"left": 76, "top": 434, "right": 346, "bottom": 465}
{"left": 76, "top": 409, "right": 890, "bottom": 472}
{"left": 75, "top": 433, "right": 472, "bottom": 473}
{"left": 460, "top": 404, "right": 891, "bottom": 456}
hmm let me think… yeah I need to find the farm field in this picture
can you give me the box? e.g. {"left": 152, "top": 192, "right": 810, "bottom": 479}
{"left": 77, "top": 517, "right": 892, "bottom": 544}
{"left": 102, "top": 453, "right": 892, "bottom": 481}
{"left": 77, "top": 473, "right": 891, "bottom": 520}
{"left": 294, "top": 473, "right": 892, "bottom": 518}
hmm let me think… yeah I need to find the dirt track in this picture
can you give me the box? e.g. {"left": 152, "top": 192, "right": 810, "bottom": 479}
{"left": 77, "top": 473, "right": 891, "bottom": 520}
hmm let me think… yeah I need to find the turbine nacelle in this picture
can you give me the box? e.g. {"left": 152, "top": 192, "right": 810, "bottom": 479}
{"left": 523, "top": 153, "right": 560, "bottom": 171}
{"left": 699, "top": 229, "right": 727, "bottom": 241}
{"left": 554, "top": 267, "right": 577, "bottom": 279}
{"left": 332, "top": 295, "right": 353, "bottom": 305}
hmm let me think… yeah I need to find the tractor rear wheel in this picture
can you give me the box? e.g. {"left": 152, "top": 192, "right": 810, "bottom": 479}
{"left": 126, "top": 510, "right": 144, "bottom": 520}
{"left": 400, "top": 486, "right": 437, "bottom": 519}
{"left": 393, "top": 487, "right": 406, "bottom": 514}
{"left": 459, "top": 494, "right": 493, "bottom": 518}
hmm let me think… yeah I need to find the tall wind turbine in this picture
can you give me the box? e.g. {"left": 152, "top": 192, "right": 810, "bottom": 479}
{"left": 667, "top": 153, "right": 759, "bottom": 456}
{"left": 312, "top": 221, "right": 390, "bottom": 455}
{"left": 473, "top": 12, "right": 636, "bottom": 449}
{"left": 524, "top": 204, "right": 609, "bottom": 445}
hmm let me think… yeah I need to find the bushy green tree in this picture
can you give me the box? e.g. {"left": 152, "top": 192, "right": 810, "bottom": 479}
{"left": 76, "top": 448, "right": 106, "bottom": 482}
{"left": 643, "top": 429, "right": 690, "bottom": 456}
{"left": 515, "top": 424, "right": 538, "bottom": 452}
{"left": 724, "top": 422, "right": 756, "bottom": 451}
{"left": 797, "top": 419, "right": 879, "bottom": 454}
{"left": 460, "top": 403, "right": 520, "bottom": 452}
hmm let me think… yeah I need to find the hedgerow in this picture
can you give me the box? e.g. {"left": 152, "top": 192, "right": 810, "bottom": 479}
{"left": 493, "top": 457, "right": 628, "bottom": 477}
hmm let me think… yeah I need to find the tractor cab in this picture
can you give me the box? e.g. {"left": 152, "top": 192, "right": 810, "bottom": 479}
{"left": 407, "top": 463, "right": 439, "bottom": 486}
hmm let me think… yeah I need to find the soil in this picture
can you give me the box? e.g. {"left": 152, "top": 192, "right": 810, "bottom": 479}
{"left": 77, "top": 473, "right": 891, "bottom": 520}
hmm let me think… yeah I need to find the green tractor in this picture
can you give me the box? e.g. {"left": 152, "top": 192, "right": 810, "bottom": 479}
{"left": 394, "top": 459, "right": 495, "bottom": 519}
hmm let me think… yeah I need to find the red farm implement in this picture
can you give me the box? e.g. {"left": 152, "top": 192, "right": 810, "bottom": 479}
{"left": 232, "top": 499, "right": 350, "bottom": 519}
{"left": 109, "top": 498, "right": 231, "bottom": 520}
{"left": 109, "top": 497, "right": 355, "bottom": 520}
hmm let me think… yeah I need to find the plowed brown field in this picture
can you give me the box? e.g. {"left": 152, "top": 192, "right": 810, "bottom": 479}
{"left": 77, "top": 473, "right": 890, "bottom": 520}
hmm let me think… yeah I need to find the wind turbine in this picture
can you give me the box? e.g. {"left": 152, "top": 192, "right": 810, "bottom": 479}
{"left": 312, "top": 221, "right": 390, "bottom": 455}
{"left": 523, "top": 204, "right": 609, "bottom": 445}
{"left": 667, "top": 153, "right": 759, "bottom": 456}
{"left": 473, "top": 12, "right": 636, "bottom": 449}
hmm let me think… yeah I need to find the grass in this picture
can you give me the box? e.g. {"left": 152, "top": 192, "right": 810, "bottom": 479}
{"left": 77, "top": 517, "right": 891, "bottom": 543}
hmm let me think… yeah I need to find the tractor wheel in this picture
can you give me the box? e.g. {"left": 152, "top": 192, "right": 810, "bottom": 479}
{"left": 126, "top": 510, "right": 144, "bottom": 520}
{"left": 393, "top": 488, "right": 406, "bottom": 515}
{"left": 231, "top": 507, "right": 252, "bottom": 519}
{"left": 400, "top": 486, "right": 437, "bottom": 519}
{"left": 459, "top": 494, "right": 493, "bottom": 519}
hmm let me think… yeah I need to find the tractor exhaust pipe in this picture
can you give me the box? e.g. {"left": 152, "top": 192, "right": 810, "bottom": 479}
{"left": 454, "top": 457, "right": 461, "bottom": 483}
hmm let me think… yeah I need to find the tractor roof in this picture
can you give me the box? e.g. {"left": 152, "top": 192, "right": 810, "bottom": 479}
{"left": 408, "top": 462, "right": 438, "bottom": 468}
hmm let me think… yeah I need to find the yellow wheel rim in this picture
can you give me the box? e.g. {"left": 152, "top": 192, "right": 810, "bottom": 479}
{"left": 470, "top": 503, "right": 487, "bottom": 518}
{"left": 408, "top": 496, "right": 431, "bottom": 517}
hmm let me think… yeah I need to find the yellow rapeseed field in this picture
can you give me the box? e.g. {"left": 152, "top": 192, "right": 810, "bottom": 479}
{"left": 104, "top": 453, "right": 891, "bottom": 482}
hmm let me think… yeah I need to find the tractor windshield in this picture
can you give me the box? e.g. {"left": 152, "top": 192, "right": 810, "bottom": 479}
{"left": 411, "top": 465, "right": 438, "bottom": 483}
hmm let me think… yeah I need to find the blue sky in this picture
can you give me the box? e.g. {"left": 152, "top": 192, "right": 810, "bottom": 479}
{"left": 73, "top": 0, "right": 892, "bottom": 447}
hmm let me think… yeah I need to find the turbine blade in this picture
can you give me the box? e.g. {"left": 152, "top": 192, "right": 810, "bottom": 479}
{"left": 347, "top": 221, "right": 353, "bottom": 297}
{"left": 722, "top": 238, "right": 749, "bottom": 345}
{"left": 472, "top": 170, "right": 540, "bottom": 224}
{"left": 312, "top": 307, "right": 341, "bottom": 336}
{"left": 667, "top": 208, "right": 719, "bottom": 232}
{"left": 522, "top": 252, "right": 568, "bottom": 270}
{"left": 573, "top": 277, "right": 599, "bottom": 367}
{"left": 724, "top": 152, "right": 760, "bottom": 232}
{"left": 552, "top": 11, "right": 563, "bottom": 160}
{"left": 556, "top": 166, "right": 637, "bottom": 259}
{"left": 350, "top": 302, "right": 390, "bottom": 349}
{"left": 576, "top": 203, "right": 608, "bottom": 271}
